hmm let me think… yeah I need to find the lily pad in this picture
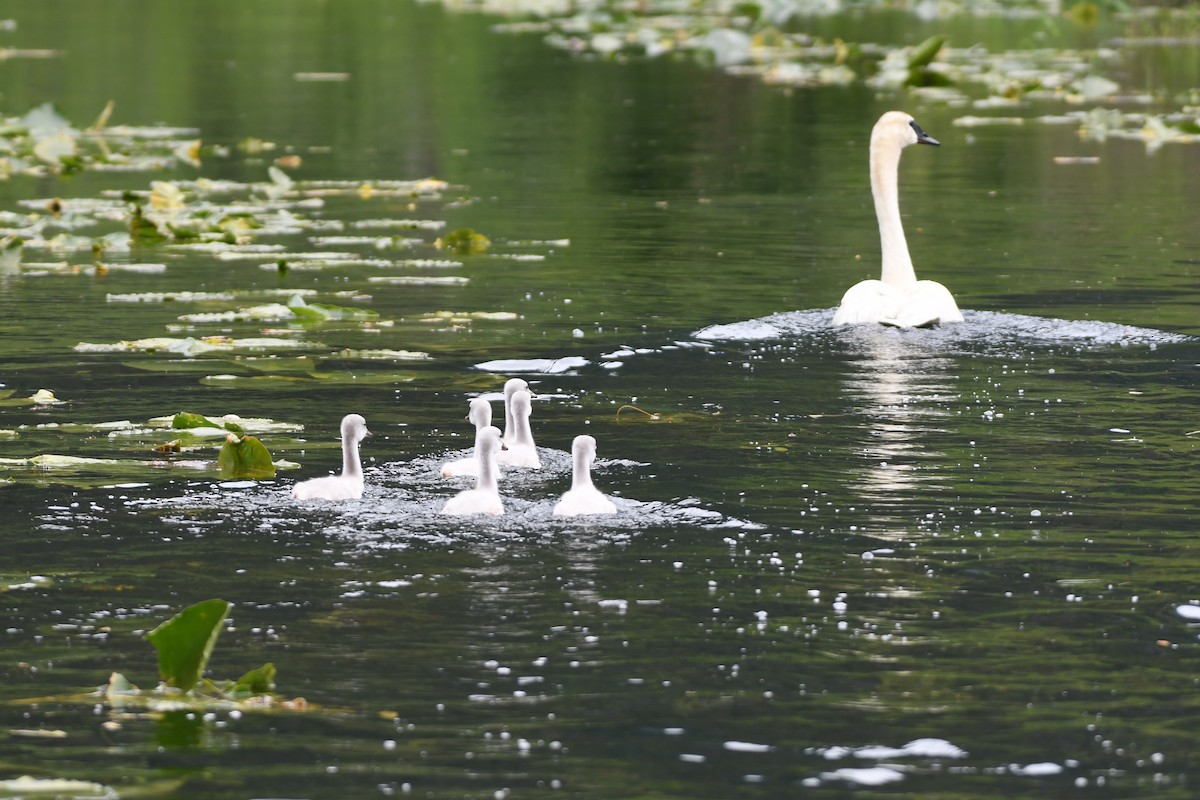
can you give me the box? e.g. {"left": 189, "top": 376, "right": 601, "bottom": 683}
{"left": 217, "top": 433, "right": 277, "bottom": 479}
{"left": 172, "top": 411, "right": 245, "bottom": 436}
{"left": 0, "top": 776, "right": 116, "bottom": 798}
{"left": 286, "top": 295, "right": 379, "bottom": 321}
{"left": 74, "top": 336, "right": 325, "bottom": 357}
{"left": 146, "top": 598, "right": 231, "bottom": 693}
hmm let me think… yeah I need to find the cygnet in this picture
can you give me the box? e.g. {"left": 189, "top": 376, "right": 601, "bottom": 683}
{"left": 496, "top": 389, "right": 540, "bottom": 469}
{"left": 553, "top": 434, "right": 617, "bottom": 517}
{"left": 441, "top": 426, "right": 504, "bottom": 516}
{"left": 292, "top": 414, "right": 371, "bottom": 501}
{"left": 441, "top": 397, "right": 497, "bottom": 478}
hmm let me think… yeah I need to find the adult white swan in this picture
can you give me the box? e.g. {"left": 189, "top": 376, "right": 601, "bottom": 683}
{"left": 497, "top": 389, "right": 540, "bottom": 469}
{"left": 832, "top": 111, "right": 963, "bottom": 329}
{"left": 292, "top": 414, "right": 371, "bottom": 501}
{"left": 553, "top": 435, "right": 617, "bottom": 517}
{"left": 441, "top": 426, "right": 504, "bottom": 516}
{"left": 441, "top": 397, "right": 497, "bottom": 478}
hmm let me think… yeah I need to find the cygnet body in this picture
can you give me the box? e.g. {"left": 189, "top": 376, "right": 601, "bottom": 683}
{"left": 501, "top": 377, "right": 530, "bottom": 447}
{"left": 553, "top": 435, "right": 617, "bottom": 517}
{"left": 832, "top": 111, "right": 963, "bottom": 329}
{"left": 496, "top": 389, "right": 540, "bottom": 469}
{"left": 441, "top": 397, "right": 497, "bottom": 478}
{"left": 441, "top": 426, "right": 504, "bottom": 516}
{"left": 292, "top": 414, "right": 371, "bottom": 501}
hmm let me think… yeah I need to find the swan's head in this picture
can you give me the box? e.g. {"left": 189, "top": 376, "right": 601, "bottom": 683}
{"left": 503, "top": 377, "right": 530, "bottom": 400}
{"left": 511, "top": 389, "right": 533, "bottom": 419}
{"left": 873, "top": 111, "right": 940, "bottom": 151}
{"left": 340, "top": 413, "right": 371, "bottom": 442}
{"left": 467, "top": 397, "right": 492, "bottom": 428}
{"left": 476, "top": 425, "right": 503, "bottom": 455}
{"left": 572, "top": 434, "right": 598, "bottom": 461}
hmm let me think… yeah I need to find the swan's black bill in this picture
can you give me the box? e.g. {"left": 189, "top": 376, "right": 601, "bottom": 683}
{"left": 910, "top": 120, "right": 939, "bottom": 146}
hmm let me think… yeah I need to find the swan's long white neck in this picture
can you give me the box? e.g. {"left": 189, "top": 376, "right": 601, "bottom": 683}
{"left": 870, "top": 136, "right": 917, "bottom": 288}
{"left": 341, "top": 435, "right": 362, "bottom": 479}
{"left": 571, "top": 448, "right": 595, "bottom": 491}
{"left": 511, "top": 410, "right": 534, "bottom": 447}
{"left": 477, "top": 443, "right": 500, "bottom": 493}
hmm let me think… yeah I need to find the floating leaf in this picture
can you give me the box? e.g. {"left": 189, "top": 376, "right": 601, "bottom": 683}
{"left": 150, "top": 181, "right": 186, "bottom": 211}
{"left": 130, "top": 204, "right": 166, "bottom": 244}
{"left": 146, "top": 599, "right": 232, "bottom": 693}
{"left": 287, "top": 295, "right": 378, "bottom": 321}
{"left": 218, "top": 433, "right": 276, "bottom": 479}
{"left": 172, "top": 412, "right": 245, "bottom": 436}
{"left": 0, "top": 777, "right": 116, "bottom": 797}
{"left": 106, "top": 671, "right": 140, "bottom": 698}
{"left": 435, "top": 228, "right": 490, "bottom": 255}
{"left": 907, "top": 35, "right": 949, "bottom": 87}
{"left": 907, "top": 35, "right": 946, "bottom": 70}
{"left": 265, "top": 166, "right": 294, "bottom": 199}
{"left": 231, "top": 662, "right": 277, "bottom": 696}
{"left": 32, "top": 132, "right": 78, "bottom": 166}
{"left": 74, "top": 336, "right": 325, "bottom": 357}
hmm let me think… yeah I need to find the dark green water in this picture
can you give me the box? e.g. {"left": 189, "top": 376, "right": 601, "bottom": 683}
{"left": 0, "top": 1, "right": 1198, "bottom": 797}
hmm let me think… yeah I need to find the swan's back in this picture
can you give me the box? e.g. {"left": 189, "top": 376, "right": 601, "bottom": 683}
{"left": 292, "top": 473, "right": 364, "bottom": 501}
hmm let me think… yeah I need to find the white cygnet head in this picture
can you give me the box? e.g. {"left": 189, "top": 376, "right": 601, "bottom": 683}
{"left": 467, "top": 397, "right": 492, "bottom": 430}
{"left": 341, "top": 413, "right": 371, "bottom": 443}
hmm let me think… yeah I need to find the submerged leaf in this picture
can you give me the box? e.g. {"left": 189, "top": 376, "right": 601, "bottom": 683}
{"left": 146, "top": 599, "right": 232, "bottom": 693}
{"left": 218, "top": 433, "right": 277, "bottom": 479}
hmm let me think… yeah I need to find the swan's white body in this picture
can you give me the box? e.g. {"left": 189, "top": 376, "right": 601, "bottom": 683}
{"left": 553, "top": 435, "right": 616, "bottom": 517}
{"left": 441, "top": 397, "right": 497, "bottom": 478}
{"left": 292, "top": 414, "right": 371, "bottom": 501}
{"left": 441, "top": 426, "right": 504, "bottom": 516}
{"left": 501, "top": 377, "right": 529, "bottom": 447}
{"left": 496, "top": 389, "right": 540, "bottom": 469}
{"left": 832, "top": 111, "right": 963, "bottom": 329}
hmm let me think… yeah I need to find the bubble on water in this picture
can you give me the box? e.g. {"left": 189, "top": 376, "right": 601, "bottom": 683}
{"left": 819, "top": 766, "right": 905, "bottom": 786}
{"left": 724, "top": 741, "right": 773, "bottom": 753}
{"left": 1175, "top": 604, "right": 1200, "bottom": 621}
{"left": 1010, "top": 762, "right": 1062, "bottom": 776}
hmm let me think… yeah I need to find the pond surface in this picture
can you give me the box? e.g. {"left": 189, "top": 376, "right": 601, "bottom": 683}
{"left": 1, "top": 1, "right": 1198, "bottom": 797}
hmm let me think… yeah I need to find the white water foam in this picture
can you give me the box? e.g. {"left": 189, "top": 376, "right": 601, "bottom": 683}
{"left": 694, "top": 308, "right": 1191, "bottom": 352}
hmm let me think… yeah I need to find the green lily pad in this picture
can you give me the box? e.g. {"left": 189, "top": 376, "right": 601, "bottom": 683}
{"left": 231, "top": 662, "right": 277, "bottom": 696}
{"left": 173, "top": 411, "right": 246, "bottom": 436}
{"left": 218, "top": 433, "right": 276, "bottom": 479}
{"left": 146, "top": 599, "right": 232, "bottom": 693}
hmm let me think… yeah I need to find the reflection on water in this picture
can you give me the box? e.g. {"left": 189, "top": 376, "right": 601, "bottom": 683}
{"left": 839, "top": 328, "right": 957, "bottom": 511}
